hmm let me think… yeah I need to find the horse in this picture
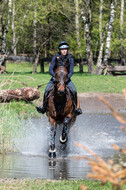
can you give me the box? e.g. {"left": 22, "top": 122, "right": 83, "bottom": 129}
{"left": 46, "top": 66, "right": 79, "bottom": 158}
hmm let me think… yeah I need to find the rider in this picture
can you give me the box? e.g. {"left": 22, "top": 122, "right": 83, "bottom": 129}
{"left": 36, "top": 41, "right": 82, "bottom": 115}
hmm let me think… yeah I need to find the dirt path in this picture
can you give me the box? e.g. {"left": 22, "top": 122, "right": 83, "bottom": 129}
{"left": 78, "top": 92, "right": 126, "bottom": 113}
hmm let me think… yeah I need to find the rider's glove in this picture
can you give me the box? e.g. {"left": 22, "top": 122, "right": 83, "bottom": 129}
{"left": 52, "top": 77, "right": 55, "bottom": 82}
{"left": 66, "top": 78, "right": 70, "bottom": 84}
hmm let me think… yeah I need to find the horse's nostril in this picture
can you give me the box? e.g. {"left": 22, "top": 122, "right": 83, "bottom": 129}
{"left": 58, "top": 90, "right": 64, "bottom": 95}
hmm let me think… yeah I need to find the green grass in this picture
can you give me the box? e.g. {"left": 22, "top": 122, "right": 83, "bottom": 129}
{"left": 0, "top": 106, "right": 26, "bottom": 153}
{"left": 0, "top": 62, "right": 125, "bottom": 117}
{"left": 3, "top": 62, "right": 126, "bottom": 94}
{"left": 0, "top": 179, "right": 125, "bottom": 190}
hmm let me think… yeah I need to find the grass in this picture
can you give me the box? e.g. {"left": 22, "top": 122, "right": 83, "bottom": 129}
{"left": 0, "top": 62, "right": 125, "bottom": 118}
{"left": 0, "top": 105, "right": 26, "bottom": 153}
{"left": 0, "top": 179, "right": 125, "bottom": 190}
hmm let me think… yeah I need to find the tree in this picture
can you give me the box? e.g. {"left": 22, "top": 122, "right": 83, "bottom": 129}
{"left": 120, "top": 0, "right": 125, "bottom": 65}
{"left": 80, "top": 0, "right": 94, "bottom": 74}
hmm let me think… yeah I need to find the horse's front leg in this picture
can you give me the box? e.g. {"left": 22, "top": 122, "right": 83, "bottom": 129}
{"left": 48, "top": 117, "right": 56, "bottom": 158}
{"left": 60, "top": 115, "right": 72, "bottom": 149}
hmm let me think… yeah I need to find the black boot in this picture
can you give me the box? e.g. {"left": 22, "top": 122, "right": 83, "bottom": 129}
{"left": 36, "top": 94, "right": 48, "bottom": 114}
{"left": 73, "top": 92, "right": 82, "bottom": 115}
{"left": 36, "top": 105, "right": 47, "bottom": 114}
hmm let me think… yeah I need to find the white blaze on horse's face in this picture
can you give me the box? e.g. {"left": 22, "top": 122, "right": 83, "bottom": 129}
{"left": 55, "top": 67, "right": 68, "bottom": 96}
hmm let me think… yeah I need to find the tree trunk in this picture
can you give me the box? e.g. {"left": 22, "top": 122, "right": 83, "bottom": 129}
{"left": 81, "top": 2, "right": 94, "bottom": 74}
{"left": 103, "top": 0, "right": 116, "bottom": 66}
{"left": 75, "top": 0, "right": 83, "bottom": 72}
{"left": 98, "top": 0, "right": 116, "bottom": 75}
{"left": 96, "top": 24, "right": 108, "bottom": 74}
{"left": 33, "top": 0, "right": 37, "bottom": 56}
{"left": 0, "top": 0, "right": 3, "bottom": 52}
{"left": 120, "top": 0, "right": 125, "bottom": 65}
{"left": 8, "top": 0, "right": 12, "bottom": 26}
{"left": 0, "top": 87, "right": 40, "bottom": 102}
{"left": 32, "top": 51, "right": 40, "bottom": 74}
{"left": 99, "top": 0, "right": 103, "bottom": 44}
{"left": 1, "top": 25, "right": 7, "bottom": 54}
{"left": 12, "top": 0, "right": 17, "bottom": 55}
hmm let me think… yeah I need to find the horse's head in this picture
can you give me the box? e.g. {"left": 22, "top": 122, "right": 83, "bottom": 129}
{"left": 55, "top": 66, "right": 68, "bottom": 96}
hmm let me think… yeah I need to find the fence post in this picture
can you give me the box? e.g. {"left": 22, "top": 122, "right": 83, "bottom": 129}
{"left": 40, "top": 60, "right": 44, "bottom": 73}
{"left": 79, "top": 58, "right": 83, "bottom": 73}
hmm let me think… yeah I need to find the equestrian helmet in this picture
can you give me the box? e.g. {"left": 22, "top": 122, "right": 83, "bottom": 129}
{"left": 58, "top": 41, "right": 69, "bottom": 49}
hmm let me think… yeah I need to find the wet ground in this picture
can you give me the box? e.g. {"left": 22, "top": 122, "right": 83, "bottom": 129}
{"left": 0, "top": 93, "right": 126, "bottom": 180}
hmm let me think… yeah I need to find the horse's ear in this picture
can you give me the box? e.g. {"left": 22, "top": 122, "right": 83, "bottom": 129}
{"left": 68, "top": 51, "right": 73, "bottom": 56}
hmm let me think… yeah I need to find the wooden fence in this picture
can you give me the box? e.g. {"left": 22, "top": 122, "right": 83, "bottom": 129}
{"left": 7, "top": 55, "right": 123, "bottom": 73}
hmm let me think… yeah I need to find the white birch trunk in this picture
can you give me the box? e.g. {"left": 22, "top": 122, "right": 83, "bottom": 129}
{"left": 81, "top": 6, "right": 94, "bottom": 74}
{"left": 75, "top": 0, "right": 83, "bottom": 72}
{"left": 103, "top": 0, "right": 116, "bottom": 66}
{"left": 12, "top": 0, "right": 16, "bottom": 55}
{"left": 1, "top": 26, "right": 7, "bottom": 54}
{"left": 75, "top": 0, "right": 80, "bottom": 50}
{"left": 120, "top": 0, "right": 124, "bottom": 34}
{"left": 0, "top": 20, "right": 2, "bottom": 52}
{"left": 99, "top": 0, "right": 103, "bottom": 44}
{"left": 8, "top": 0, "right": 12, "bottom": 26}
{"left": 96, "top": 24, "right": 108, "bottom": 74}
{"left": 120, "top": 0, "right": 125, "bottom": 65}
{"left": 33, "top": 1, "right": 37, "bottom": 56}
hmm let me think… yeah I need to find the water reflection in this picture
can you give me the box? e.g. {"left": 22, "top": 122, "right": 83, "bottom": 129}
{"left": 0, "top": 154, "right": 90, "bottom": 180}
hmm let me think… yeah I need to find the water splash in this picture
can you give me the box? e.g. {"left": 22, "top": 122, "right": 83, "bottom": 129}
{"left": 14, "top": 113, "right": 125, "bottom": 158}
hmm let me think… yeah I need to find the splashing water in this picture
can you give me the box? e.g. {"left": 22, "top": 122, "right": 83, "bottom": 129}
{"left": 14, "top": 113, "right": 125, "bottom": 158}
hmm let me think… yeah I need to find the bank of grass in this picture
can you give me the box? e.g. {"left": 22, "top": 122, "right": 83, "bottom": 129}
{"left": 0, "top": 62, "right": 125, "bottom": 117}
{"left": 0, "top": 179, "right": 125, "bottom": 190}
{"left": 0, "top": 105, "right": 26, "bottom": 153}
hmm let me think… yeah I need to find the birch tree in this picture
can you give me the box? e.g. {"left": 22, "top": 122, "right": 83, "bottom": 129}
{"left": 75, "top": 0, "right": 83, "bottom": 72}
{"left": 120, "top": 0, "right": 125, "bottom": 65}
{"left": 8, "top": 0, "right": 12, "bottom": 26}
{"left": 12, "top": 0, "right": 16, "bottom": 55}
{"left": 99, "top": 0, "right": 103, "bottom": 44}
{"left": 103, "top": 0, "right": 117, "bottom": 66}
{"left": 0, "top": 0, "right": 2, "bottom": 52}
{"left": 97, "top": 0, "right": 117, "bottom": 75}
{"left": 81, "top": 0, "right": 94, "bottom": 74}
{"left": 33, "top": 0, "right": 37, "bottom": 56}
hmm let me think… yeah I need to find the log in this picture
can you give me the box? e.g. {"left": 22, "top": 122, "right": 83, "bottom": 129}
{"left": 0, "top": 87, "right": 40, "bottom": 102}
{"left": 107, "top": 66, "right": 126, "bottom": 75}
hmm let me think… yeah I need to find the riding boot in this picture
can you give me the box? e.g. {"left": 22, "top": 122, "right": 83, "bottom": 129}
{"left": 73, "top": 92, "right": 82, "bottom": 115}
{"left": 36, "top": 93, "right": 48, "bottom": 114}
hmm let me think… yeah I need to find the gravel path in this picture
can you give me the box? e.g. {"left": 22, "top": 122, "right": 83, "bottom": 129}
{"left": 78, "top": 92, "right": 126, "bottom": 113}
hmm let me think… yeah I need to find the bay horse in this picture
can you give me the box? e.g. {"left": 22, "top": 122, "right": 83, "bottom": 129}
{"left": 46, "top": 66, "right": 80, "bottom": 158}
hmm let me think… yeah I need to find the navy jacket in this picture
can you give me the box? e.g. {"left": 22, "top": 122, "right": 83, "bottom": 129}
{"left": 49, "top": 53, "right": 74, "bottom": 79}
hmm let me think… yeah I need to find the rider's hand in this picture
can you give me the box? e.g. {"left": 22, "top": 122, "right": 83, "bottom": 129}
{"left": 52, "top": 77, "right": 55, "bottom": 82}
{"left": 66, "top": 78, "right": 70, "bottom": 84}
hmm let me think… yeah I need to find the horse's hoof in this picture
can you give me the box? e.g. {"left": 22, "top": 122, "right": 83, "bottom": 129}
{"left": 60, "top": 135, "right": 67, "bottom": 144}
{"left": 48, "top": 149, "right": 56, "bottom": 158}
{"left": 60, "top": 143, "right": 67, "bottom": 151}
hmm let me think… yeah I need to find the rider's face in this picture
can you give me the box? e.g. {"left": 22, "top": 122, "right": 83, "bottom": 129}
{"left": 60, "top": 48, "right": 68, "bottom": 56}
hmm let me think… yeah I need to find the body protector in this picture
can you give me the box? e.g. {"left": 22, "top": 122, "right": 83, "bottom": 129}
{"left": 53, "top": 53, "right": 72, "bottom": 73}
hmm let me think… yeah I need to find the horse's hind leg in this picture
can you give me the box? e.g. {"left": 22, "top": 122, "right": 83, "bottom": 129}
{"left": 48, "top": 118, "right": 57, "bottom": 158}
